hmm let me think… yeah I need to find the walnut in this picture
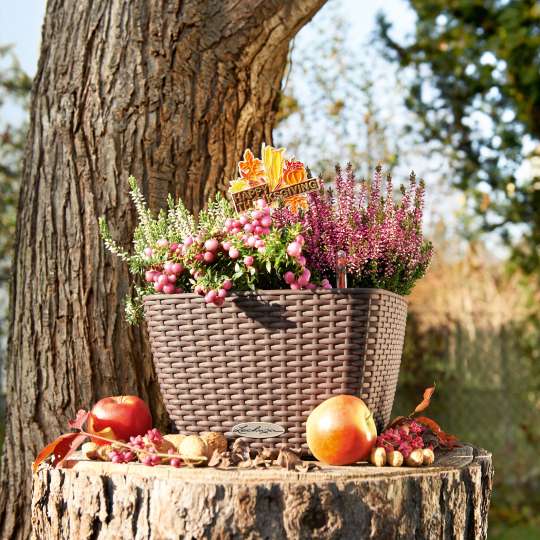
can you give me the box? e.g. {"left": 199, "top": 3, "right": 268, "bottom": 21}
{"left": 81, "top": 442, "right": 99, "bottom": 460}
{"left": 96, "top": 444, "right": 114, "bottom": 461}
{"left": 163, "top": 434, "right": 186, "bottom": 452}
{"left": 200, "top": 432, "right": 228, "bottom": 457}
{"left": 178, "top": 435, "right": 208, "bottom": 465}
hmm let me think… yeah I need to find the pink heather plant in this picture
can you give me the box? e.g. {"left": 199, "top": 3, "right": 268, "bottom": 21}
{"left": 274, "top": 164, "right": 433, "bottom": 295}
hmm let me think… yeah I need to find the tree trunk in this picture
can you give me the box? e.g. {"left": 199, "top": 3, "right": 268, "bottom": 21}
{"left": 0, "top": 1, "right": 326, "bottom": 537}
{"left": 31, "top": 449, "right": 493, "bottom": 539}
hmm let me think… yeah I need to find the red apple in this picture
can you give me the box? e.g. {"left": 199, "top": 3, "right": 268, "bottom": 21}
{"left": 306, "top": 395, "right": 377, "bottom": 465}
{"left": 87, "top": 395, "right": 152, "bottom": 444}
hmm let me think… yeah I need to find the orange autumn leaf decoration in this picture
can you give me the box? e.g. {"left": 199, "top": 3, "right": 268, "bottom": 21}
{"left": 238, "top": 149, "right": 265, "bottom": 187}
{"left": 262, "top": 143, "right": 285, "bottom": 191}
{"left": 229, "top": 178, "right": 251, "bottom": 193}
{"left": 285, "top": 194, "right": 309, "bottom": 213}
{"left": 411, "top": 385, "right": 436, "bottom": 416}
{"left": 279, "top": 159, "right": 307, "bottom": 189}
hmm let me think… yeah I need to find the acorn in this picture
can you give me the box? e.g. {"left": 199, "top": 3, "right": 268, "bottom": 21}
{"left": 422, "top": 448, "right": 435, "bottom": 466}
{"left": 405, "top": 448, "right": 424, "bottom": 467}
{"left": 369, "top": 447, "right": 387, "bottom": 467}
{"left": 387, "top": 450, "right": 404, "bottom": 467}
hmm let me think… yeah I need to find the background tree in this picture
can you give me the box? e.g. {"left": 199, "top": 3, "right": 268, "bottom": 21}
{"left": 377, "top": 0, "right": 540, "bottom": 273}
{"left": 275, "top": 11, "right": 411, "bottom": 178}
{"left": 0, "top": 46, "right": 31, "bottom": 452}
{"left": 0, "top": 1, "right": 326, "bottom": 537}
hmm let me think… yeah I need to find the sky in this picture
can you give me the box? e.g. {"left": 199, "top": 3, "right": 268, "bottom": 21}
{"left": 0, "top": 0, "right": 414, "bottom": 76}
{"left": 0, "top": 1, "right": 46, "bottom": 76}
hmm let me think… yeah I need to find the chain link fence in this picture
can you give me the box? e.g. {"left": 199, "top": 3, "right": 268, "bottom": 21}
{"left": 396, "top": 310, "right": 540, "bottom": 536}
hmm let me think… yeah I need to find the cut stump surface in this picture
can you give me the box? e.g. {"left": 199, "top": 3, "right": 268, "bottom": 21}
{"left": 31, "top": 446, "right": 492, "bottom": 540}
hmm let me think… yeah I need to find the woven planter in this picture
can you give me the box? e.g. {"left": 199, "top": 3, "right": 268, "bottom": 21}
{"left": 144, "top": 288, "right": 407, "bottom": 455}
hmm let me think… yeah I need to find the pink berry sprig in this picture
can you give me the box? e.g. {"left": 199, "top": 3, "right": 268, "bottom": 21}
{"left": 141, "top": 197, "right": 335, "bottom": 305}
{"left": 376, "top": 421, "right": 428, "bottom": 459}
{"left": 85, "top": 428, "right": 186, "bottom": 468}
{"left": 184, "top": 199, "right": 276, "bottom": 307}
{"left": 108, "top": 449, "right": 136, "bottom": 464}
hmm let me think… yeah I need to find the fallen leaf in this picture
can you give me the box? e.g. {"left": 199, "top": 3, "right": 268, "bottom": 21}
{"left": 68, "top": 409, "right": 89, "bottom": 430}
{"left": 411, "top": 386, "right": 436, "bottom": 416}
{"left": 56, "top": 433, "right": 88, "bottom": 468}
{"left": 295, "top": 462, "right": 320, "bottom": 473}
{"left": 207, "top": 450, "right": 222, "bottom": 468}
{"left": 260, "top": 447, "right": 279, "bottom": 461}
{"left": 276, "top": 449, "right": 301, "bottom": 470}
{"left": 238, "top": 459, "right": 255, "bottom": 469}
{"left": 416, "top": 416, "right": 460, "bottom": 449}
{"left": 33, "top": 432, "right": 88, "bottom": 472}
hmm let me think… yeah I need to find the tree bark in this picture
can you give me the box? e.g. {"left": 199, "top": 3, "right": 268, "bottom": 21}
{"left": 0, "top": 1, "right": 326, "bottom": 537}
{"left": 31, "top": 449, "right": 493, "bottom": 539}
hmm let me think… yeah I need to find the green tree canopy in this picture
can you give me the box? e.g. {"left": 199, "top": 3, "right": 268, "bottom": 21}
{"left": 0, "top": 45, "right": 31, "bottom": 282}
{"left": 378, "top": 0, "right": 540, "bottom": 272}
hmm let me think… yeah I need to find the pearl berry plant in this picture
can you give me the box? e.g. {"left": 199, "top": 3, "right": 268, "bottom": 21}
{"left": 99, "top": 176, "right": 329, "bottom": 324}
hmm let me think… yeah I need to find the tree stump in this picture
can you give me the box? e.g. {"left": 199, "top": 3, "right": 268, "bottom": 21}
{"left": 31, "top": 447, "right": 492, "bottom": 540}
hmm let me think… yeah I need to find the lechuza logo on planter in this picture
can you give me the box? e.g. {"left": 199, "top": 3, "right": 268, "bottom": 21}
{"left": 232, "top": 422, "right": 285, "bottom": 439}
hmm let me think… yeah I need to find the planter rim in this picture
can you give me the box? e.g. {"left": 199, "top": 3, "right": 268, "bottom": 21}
{"left": 143, "top": 287, "right": 407, "bottom": 303}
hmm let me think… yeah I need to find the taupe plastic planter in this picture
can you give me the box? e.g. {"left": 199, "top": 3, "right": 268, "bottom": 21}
{"left": 144, "top": 288, "right": 407, "bottom": 455}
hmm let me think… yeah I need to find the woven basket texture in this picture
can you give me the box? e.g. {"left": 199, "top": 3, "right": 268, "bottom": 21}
{"left": 144, "top": 288, "right": 407, "bottom": 455}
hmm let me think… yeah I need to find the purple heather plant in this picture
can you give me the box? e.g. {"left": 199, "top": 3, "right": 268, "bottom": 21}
{"left": 274, "top": 164, "right": 433, "bottom": 295}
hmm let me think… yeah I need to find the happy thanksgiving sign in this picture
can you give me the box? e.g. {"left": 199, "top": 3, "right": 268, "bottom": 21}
{"left": 228, "top": 144, "right": 320, "bottom": 212}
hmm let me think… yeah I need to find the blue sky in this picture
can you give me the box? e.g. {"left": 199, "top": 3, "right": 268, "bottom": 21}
{"left": 0, "top": 1, "right": 46, "bottom": 76}
{"left": 0, "top": 0, "right": 414, "bottom": 125}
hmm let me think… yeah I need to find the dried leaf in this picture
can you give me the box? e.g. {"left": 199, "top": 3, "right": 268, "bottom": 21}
{"left": 411, "top": 386, "right": 436, "bottom": 416}
{"left": 33, "top": 432, "right": 87, "bottom": 472}
{"left": 237, "top": 459, "right": 255, "bottom": 469}
{"left": 386, "top": 415, "right": 408, "bottom": 430}
{"left": 295, "top": 461, "right": 320, "bottom": 473}
{"left": 276, "top": 449, "right": 301, "bottom": 470}
{"left": 260, "top": 447, "right": 279, "bottom": 461}
{"left": 232, "top": 439, "right": 249, "bottom": 454}
{"left": 252, "top": 454, "right": 269, "bottom": 468}
{"left": 212, "top": 452, "right": 233, "bottom": 469}
{"left": 416, "top": 416, "right": 460, "bottom": 449}
{"left": 207, "top": 450, "right": 222, "bottom": 468}
{"left": 68, "top": 409, "right": 89, "bottom": 430}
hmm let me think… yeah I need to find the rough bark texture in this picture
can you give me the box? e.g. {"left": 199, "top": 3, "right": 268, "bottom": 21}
{"left": 0, "top": 1, "right": 326, "bottom": 537}
{"left": 31, "top": 449, "right": 493, "bottom": 540}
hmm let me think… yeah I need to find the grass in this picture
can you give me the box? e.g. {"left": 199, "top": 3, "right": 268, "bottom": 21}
{"left": 489, "top": 524, "right": 540, "bottom": 540}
